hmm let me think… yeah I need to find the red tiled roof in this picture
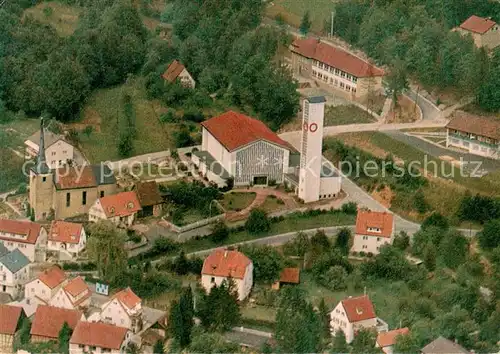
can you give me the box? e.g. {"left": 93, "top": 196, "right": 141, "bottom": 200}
{"left": 355, "top": 210, "right": 394, "bottom": 238}
{"left": 49, "top": 221, "right": 83, "bottom": 244}
{"left": 99, "top": 191, "right": 142, "bottom": 218}
{"left": 134, "top": 181, "right": 162, "bottom": 207}
{"left": 0, "top": 219, "right": 43, "bottom": 244}
{"left": 460, "top": 15, "right": 497, "bottom": 34}
{"left": 54, "top": 166, "right": 97, "bottom": 189}
{"left": 377, "top": 327, "right": 410, "bottom": 347}
{"left": 70, "top": 322, "right": 128, "bottom": 350}
{"left": 0, "top": 305, "right": 23, "bottom": 335}
{"left": 341, "top": 295, "right": 376, "bottom": 323}
{"left": 291, "top": 38, "right": 384, "bottom": 78}
{"left": 31, "top": 305, "right": 82, "bottom": 339}
{"left": 162, "top": 60, "right": 186, "bottom": 82}
{"left": 64, "top": 276, "right": 90, "bottom": 297}
{"left": 114, "top": 287, "right": 141, "bottom": 309}
{"left": 279, "top": 268, "right": 300, "bottom": 284}
{"left": 38, "top": 265, "right": 67, "bottom": 289}
{"left": 202, "top": 249, "right": 251, "bottom": 279}
{"left": 446, "top": 112, "right": 500, "bottom": 141}
{"left": 201, "top": 111, "right": 294, "bottom": 152}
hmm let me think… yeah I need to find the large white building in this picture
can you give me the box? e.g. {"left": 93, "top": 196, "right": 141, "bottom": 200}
{"left": 201, "top": 249, "right": 253, "bottom": 301}
{"left": 0, "top": 219, "right": 47, "bottom": 262}
{"left": 25, "top": 129, "right": 76, "bottom": 169}
{"left": 0, "top": 245, "right": 31, "bottom": 298}
{"left": 351, "top": 210, "right": 395, "bottom": 255}
{"left": 284, "top": 96, "right": 342, "bottom": 203}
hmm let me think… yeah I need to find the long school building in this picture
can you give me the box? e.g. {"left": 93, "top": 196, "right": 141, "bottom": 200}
{"left": 290, "top": 38, "right": 384, "bottom": 100}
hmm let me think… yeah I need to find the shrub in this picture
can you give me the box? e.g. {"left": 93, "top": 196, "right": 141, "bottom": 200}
{"left": 359, "top": 251, "right": 366, "bottom": 257}
{"left": 341, "top": 202, "right": 358, "bottom": 215}
{"left": 245, "top": 209, "right": 271, "bottom": 234}
{"left": 160, "top": 110, "right": 177, "bottom": 123}
{"left": 182, "top": 108, "right": 205, "bottom": 123}
{"left": 268, "top": 179, "right": 277, "bottom": 186}
{"left": 367, "top": 252, "right": 373, "bottom": 258}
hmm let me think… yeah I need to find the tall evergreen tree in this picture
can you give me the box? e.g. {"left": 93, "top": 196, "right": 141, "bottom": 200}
{"left": 299, "top": 11, "right": 312, "bottom": 35}
{"left": 169, "top": 287, "right": 194, "bottom": 347}
{"left": 58, "top": 322, "right": 72, "bottom": 354}
{"left": 334, "top": 228, "right": 351, "bottom": 255}
{"left": 198, "top": 280, "right": 240, "bottom": 331}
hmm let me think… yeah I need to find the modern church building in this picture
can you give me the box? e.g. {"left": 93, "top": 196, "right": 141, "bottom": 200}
{"left": 192, "top": 96, "right": 341, "bottom": 203}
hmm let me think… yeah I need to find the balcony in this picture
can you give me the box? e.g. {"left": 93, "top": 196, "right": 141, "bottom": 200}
{"left": 449, "top": 133, "right": 499, "bottom": 149}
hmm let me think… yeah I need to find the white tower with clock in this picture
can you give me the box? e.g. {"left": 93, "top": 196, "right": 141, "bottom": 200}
{"left": 298, "top": 96, "right": 326, "bottom": 203}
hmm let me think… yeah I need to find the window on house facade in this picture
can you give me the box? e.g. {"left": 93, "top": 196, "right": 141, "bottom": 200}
{"left": 82, "top": 191, "right": 87, "bottom": 205}
{"left": 42, "top": 177, "right": 46, "bottom": 182}
{"left": 52, "top": 152, "right": 56, "bottom": 156}
{"left": 66, "top": 193, "right": 71, "bottom": 207}
{"left": 340, "top": 82, "right": 345, "bottom": 88}
{"left": 335, "top": 68, "right": 340, "bottom": 75}
{"left": 341, "top": 72, "right": 346, "bottom": 78}
{"left": 100, "top": 191, "right": 105, "bottom": 198}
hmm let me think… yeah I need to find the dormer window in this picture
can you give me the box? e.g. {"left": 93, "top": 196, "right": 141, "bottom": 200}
{"left": 127, "top": 202, "right": 134, "bottom": 209}
{"left": 367, "top": 227, "right": 381, "bottom": 233}
{"left": 109, "top": 207, "right": 115, "bottom": 215}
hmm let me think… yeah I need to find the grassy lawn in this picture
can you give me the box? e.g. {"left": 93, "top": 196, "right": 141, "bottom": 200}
{"left": 0, "top": 119, "right": 40, "bottom": 149}
{"left": 221, "top": 192, "right": 256, "bottom": 212}
{"left": 324, "top": 105, "right": 376, "bottom": 126}
{"left": 23, "top": 2, "right": 82, "bottom": 37}
{"left": 260, "top": 195, "right": 286, "bottom": 213}
{"left": 266, "top": 0, "right": 338, "bottom": 32}
{"left": 77, "top": 77, "right": 173, "bottom": 163}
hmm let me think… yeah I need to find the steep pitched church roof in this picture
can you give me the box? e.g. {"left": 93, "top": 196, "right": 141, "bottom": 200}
{"left": 32, "top": 117, "right": 50, "bottom": 175}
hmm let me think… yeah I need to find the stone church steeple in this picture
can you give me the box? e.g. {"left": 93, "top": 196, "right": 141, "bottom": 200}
{"left": 34, "top": 117, "right": 50, "bottom": 174}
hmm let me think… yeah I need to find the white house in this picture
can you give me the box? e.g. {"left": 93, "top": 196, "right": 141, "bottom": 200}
{"left": 0, "top": 219, "right": 47, "bottom": 262}
{"left": 193, "top": 111, "right": 295, "bottom": 187}
{"left": 69, "top": 321, "right": 131, "bottom": 354}
{"left": 24, "top": 265, "right": 68, "bottom": 304}
{"left": 99, "top": 287, "right": 143, "bottom": 334}
{"left": 201, "top": 249, "right": 253, "bottom": 301}
{"left": 48, "top": 221, "right": 87, "bottom": 259}
{"left": 162, "top": 60, "right": 196, "bottom": 88}
{"left": 0, "top": 245, "right": 31, "bottom": 298}
{"left": 376, "top": 327, "right": 410, "bottom": 354}
{"left": 89, "top": 191, "right": 142, "bottom": 228}
{"left": 351, "top": 210, "right": 395, "bottom": 255}
{"left": 0, "top": 304, "right": 25, "bottom": 354}
{"left": 31, "top": 305, "right": 84, "bottom": 343}
{"left": 49, "top": 276, "right": 91, "bottom": 310}
{"left": 25, "top": 129, "right": 75, "bottom": 168}
{"left": 330, "top": 295, "right": 388, "bottom": 343}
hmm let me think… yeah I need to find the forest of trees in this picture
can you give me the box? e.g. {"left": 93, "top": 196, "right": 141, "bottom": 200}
{"left": 331, "top": 0, "right": 500, "bottom": 111}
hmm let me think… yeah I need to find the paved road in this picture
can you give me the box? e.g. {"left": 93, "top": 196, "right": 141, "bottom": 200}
{"left": 384, "top": 130, "right": 500, "bottom": 173}
{"left": 405, "top": 90, "right": 442, "bottom": 121}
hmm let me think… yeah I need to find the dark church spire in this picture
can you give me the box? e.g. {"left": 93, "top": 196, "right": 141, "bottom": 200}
{"left": 35, "top": 117, "right": 49, "bottom": 174}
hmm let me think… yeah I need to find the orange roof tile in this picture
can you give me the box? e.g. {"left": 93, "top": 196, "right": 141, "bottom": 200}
{"left": 355, "top": 210, "right": 394, "bottom": 238}
{"left": 49, "top": 221, "right": 83, "bottom": 244}
{"left": 202, "top": 249, "right": 251, "bottom": 279}
{"left": 38, "top": 266, "right": 67, "bottom": 289}
{"left": 54, "top": 165, "right": 97, "bottom": 189}
{"left": 0, "top": 219, "right": 43, "bottom": 244}
{"left": 341, "top": 295, "right": 376, "bottom": 322}
{"left": 162, "top": 60, "right": 186, "bottom": 82}
{"left": 99, "top": 191, "right": 142, "bottom": 218}
{"left": 446, "top": 112, "right": 500, "bottom": 141}
{"left": 134, "top": 181, "right": 163, "bottom": 207}
{"left": 70, "top": 322, "right": 128, "bottom": 350}
{"left": 201, "top": 111, "right": 294, "bottom": 152}
{"left": 64, "top": 276, "right": 90, "bottom": 297}
{"left": 0, "top": 305, "right": 23, "bottom": 335}
{"left": 460, "top": 15, "right": 497, "bottom": 34}
{"left": 31, "top": 305, "right": 82, "bottom": 339}
{"left": 291, "top": 38, "right": 384, "bottom": 78}
{"left": 114, "top": 287, "right": 141, "bottom": 309}
{"left": 279, "top": 268, "right": 300, "bottom": 284}
{"left": 377, "top": 327, "right": 410, "bottom": 347}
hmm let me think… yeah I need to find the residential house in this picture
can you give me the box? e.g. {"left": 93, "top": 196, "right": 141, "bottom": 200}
{"left": 0, "top": 304, "right": 25, "bottom": 353}
{"left": 290, "top": 37, "right": 384, "bottom": 100}
{"left": 25, "top": 265, "right": 67, "bottom": 304}
{"left": 446, "top": 112, "right": 500, "bottom": 160}
{"left": 0, "top": 245, "right": 31, "bottom": 298}
{"left": 351, "top": 210, "right": 395, "bottom": 255}
{"left": 201, "top": 249, "right": 253, "bottom": 301}
{"left": 0, "top": 219, "right": 47, "bottom": 262}
{"left": 88, "top": 191, "right": 142, "bottom": 227}
{"left": 48, "top": 221, "right": 87, "bottom": 259}
{"left": 162, "top": 60, "right": 196, "bottom": 88}
{"left": 421, "top": 336, "right": 469, "bottom": 354}
{"left": 193, "top": 111, "right": 295, "bottom": 187}
{"left": 457, "top": 15, "right": 500, "bottom": 49}
{"left": 31, "top": 305, "right": 84, "bottom": 343}
{"left": 376, "top": 327, "right": 410, "bottom": 354}
{"left": 69, "top": 321, "right": 131, "bottom": 354}
{"left": 49, "top": 276, "right": 91, "bottom": 310}
{"left": 25, "top": 129, "right": 76, "bottom": 168}
{"left": 29, "top": 118, "right": 117, "bottom": 221}
{"left": 272, "top": 267, "right": 300, "bottom": 290}
{"left": 133, "top": 181, "right": 163, "bottom": 217}
{"left": 329, "top": 295, "right": 388, "bottom": 343}
{"left": 100, "top": 288, "right": 143, "bottom": 334}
